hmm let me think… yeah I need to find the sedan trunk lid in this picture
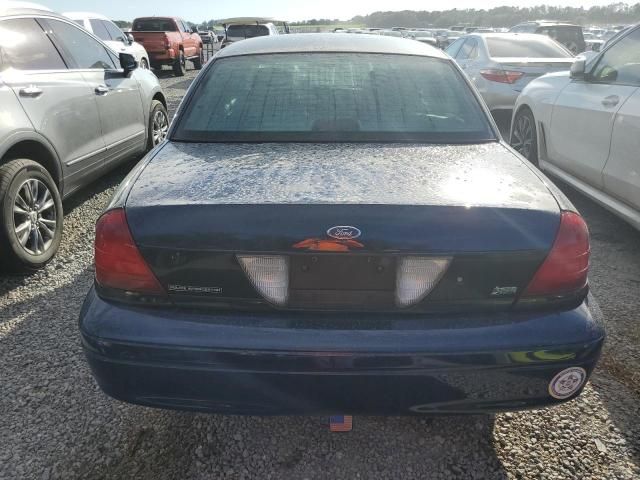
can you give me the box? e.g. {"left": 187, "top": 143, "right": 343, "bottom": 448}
{"left": 123, "top": 142, "right": 561, "bottom": 312}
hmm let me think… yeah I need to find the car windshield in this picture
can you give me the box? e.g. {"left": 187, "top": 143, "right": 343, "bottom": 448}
{"left": 227, "top": 25, "right": 270, "bottom": 38}
{"left": 487, "top": 37, "right": 571, "bottom": 57}
{"left": 132, "top": 19, "right": 176, "bottom": 31}
{"left": 173, "top": 53, "right": 495, "bottom": 143}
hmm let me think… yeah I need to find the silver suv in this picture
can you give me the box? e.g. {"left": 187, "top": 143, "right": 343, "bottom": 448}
{"left": 0, "top": 5, "right": 169, "bottom": 271}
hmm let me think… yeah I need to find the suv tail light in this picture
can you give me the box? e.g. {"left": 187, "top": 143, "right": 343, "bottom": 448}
{"left": 396, "top": 257, "right": 451, "bottom": 308}
{"left": 480, "top": 69, "right": 525, "bottom": 84}
{"left": 523, "top": 211, "right": 589, "bottom": 297}
{"left": 95, "top": 209, "right": 165, "bottom": 295}
{"left": 238, "top": 255, "right": 289, "bottom": 306}
{"left": 164, "top": 36, "right": 171, "bottom": 49}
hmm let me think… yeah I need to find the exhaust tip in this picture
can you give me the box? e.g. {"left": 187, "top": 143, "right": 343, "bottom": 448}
{"left": 548, "top": 367, "right": 587, "bottom": 399}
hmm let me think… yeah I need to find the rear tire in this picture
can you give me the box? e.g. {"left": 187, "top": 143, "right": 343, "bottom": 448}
{"left": 0, "top": 159, "right": 63, "bottom": 272}
{"left": 173, "top": 51, "right": 186, "bottom": 77}
{"left": 147, "top": 100, "right": 169, "bottom": 150}
{"left": 511, "top": 107, "right": 538, "bottom": 166}
{"left": 193, "top": 48, "right": 204, "bottom": 70}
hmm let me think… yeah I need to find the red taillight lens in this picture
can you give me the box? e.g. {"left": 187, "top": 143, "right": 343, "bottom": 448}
{"left": 164, "top": 37, "right": 171, "bottom": 49}
{"left": 523, "top": 211, "right": 590, "bottom": 297}
{"left": 95, "top": 209, "right": 165, "bottom": 295}
{"left": 480, "top": 69, "right": 525, "bottom": 84}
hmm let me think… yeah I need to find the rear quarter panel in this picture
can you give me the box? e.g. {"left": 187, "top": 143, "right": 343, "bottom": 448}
{"left": 511, "top": 73, "right": 572, "bottom": 158}
{"left": 0, "top": 82, "right": 37, "bottom": 157}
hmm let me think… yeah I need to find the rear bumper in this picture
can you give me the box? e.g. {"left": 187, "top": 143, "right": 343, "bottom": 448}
{"left": 148, "top": 50, "right": 176, "bottom": 64}
{"left": 79, "top": 288, "right": 605, "bottom": 415}
{"left": 479, "top": 86, "right": 520, "bottom": 112}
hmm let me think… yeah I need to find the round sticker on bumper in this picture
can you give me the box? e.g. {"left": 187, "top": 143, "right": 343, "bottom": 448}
{"left": 549, "top": 367, "right": 587, "bottom": 399}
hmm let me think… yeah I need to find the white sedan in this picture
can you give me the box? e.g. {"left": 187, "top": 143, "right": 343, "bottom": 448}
{"left": 64, "top": 12, "right": 151, "bottom": 69}
{"left": 511, "top": 24, "right": 640, "bottom": 230}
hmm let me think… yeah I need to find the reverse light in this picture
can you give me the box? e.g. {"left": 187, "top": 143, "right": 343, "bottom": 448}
{"left": 480, "top": 69, "right": 525, "bottom": 84}
{"left": 95, "top": 209, "right": 165, "bottom": 295}
{"left": 396, "top": 257, "right": 451, "bottom": 308}
{"left": 238, "top": 255, "right": 289, "bottom": 306}
{"left": 523, "top": 211, "right": 590, "bottom": 297}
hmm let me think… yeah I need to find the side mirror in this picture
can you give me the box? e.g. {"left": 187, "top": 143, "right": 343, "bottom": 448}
{"left": 570, "top": 58, "right": 586, "bottom": 79}
{"left": 191, "top": 26, "right": 198, "bottom": 34}
{"left": 119, "top": 52, "right": 137, "bottom": 73}
{"left": 127, "top": 33, "right": 134, "bottom": 45}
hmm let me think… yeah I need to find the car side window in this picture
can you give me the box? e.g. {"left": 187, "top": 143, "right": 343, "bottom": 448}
{"left": 177, "top": 20, "right": 186, "bottom": 33}
{"left": 47, "top": 19, "right": 116, "bottom": 70}
{"left": 445, "top": 38, "right": 465, "bottom": 58}
{"left": 457, "top": 38, "right": 478, "bottom": 60}
{"left": 89, "top": 19, "right": 111, "bottom": 41}
{"left": 0, "top": 18, "right": 66, "bottom": 71}
{"left": 591, "top": 28, "right": 640, "bottom": 86}
{"left": 103, "top": 21, "right": 127, "bottom": 43}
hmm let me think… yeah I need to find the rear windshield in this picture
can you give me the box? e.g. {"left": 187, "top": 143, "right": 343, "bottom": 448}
{"left": 226, "top": 25, "right": 270, "bottom": 39}
{"left": 487, "top": 37, "right": 571, "bottom": 58}
{"left": 132, "top": 19, "right": 176, "bottom": 32}
{"left": 173, "top": 53, "right": 494, "bottom": 143}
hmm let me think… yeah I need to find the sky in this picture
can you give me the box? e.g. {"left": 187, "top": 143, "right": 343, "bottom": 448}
{"left": 11, "top": 0, "right": 622, "bottom": 22}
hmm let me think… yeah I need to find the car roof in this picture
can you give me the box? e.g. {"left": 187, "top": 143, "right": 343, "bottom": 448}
{"left": 521, "top": 21, "right": 580, "bottom": 27}
{"left": 0, "top": 2, "right": 53, "bottom": 16}
{"left": 219, "top": 17, "right": 284, "bottom": 25}
{"left": 217, "top": 33, "right": 448, "bottom": 59}
{"left": 472, "top": 32, "right": 557, "bottom": 41}
{"left": 62, "top": 11, "right": 111, "bottom": 21}
{"left": 133, "top": 16, "right": 179, "bottom": 21}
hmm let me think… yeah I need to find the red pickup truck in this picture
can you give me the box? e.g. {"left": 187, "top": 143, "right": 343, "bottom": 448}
{"left": 131, "top": 17, "right": 203, "bottom": 76}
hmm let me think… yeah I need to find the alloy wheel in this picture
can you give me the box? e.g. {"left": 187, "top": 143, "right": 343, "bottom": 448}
{"left": 12, "top": 179, "right": 57, "bottom": 256}
{"left": 152, "top": 110, "right": 169, "bottom": 145}
{"left": 512, "top": 113, "right": 534, "bottom": 159}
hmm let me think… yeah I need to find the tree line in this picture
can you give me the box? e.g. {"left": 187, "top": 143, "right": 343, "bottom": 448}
{"left": 112, "top": 3, "right": 640, "bottom": 31}
{"left": 352, "top": 3, "right": 640, "bottom": 28}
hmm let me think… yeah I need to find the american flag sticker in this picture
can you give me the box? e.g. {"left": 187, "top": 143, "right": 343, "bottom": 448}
{"left": 329, "top": 415, "right": 353, "bottom": 432}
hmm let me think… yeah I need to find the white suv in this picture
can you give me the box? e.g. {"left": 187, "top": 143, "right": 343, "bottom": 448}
{"left": 63, "top": 12, "right": 150, "bottom": 69}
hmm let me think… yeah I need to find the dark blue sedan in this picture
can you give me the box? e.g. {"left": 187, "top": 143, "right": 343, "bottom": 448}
{"left": 80, "top": 34, "right": 604, "bottom": 415}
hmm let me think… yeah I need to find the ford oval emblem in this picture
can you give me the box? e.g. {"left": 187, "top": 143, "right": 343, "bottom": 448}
{"left": 327, "top": 226, "right": 362, "bottom": 240}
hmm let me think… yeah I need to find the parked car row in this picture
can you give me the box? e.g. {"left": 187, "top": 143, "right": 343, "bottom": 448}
{"left": 0, "top": 3, "right": 168, "bottom": 270}
{"left": 443, "top": 24, "right": 640, "bottom": 231}
{"left": 445, "top": 33, "right": 574, "bottom": 117}
{"left": 130, "top": 16, "right": 204, "bottom": 76}
{"left": 511, "top": 23, "right": 640, "bottom": 230}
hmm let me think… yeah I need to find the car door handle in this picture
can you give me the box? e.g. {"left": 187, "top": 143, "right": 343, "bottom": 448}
{"left": 95, "top": 85, "right": 110, "bottom": 95}
{"left": 18, "top": 86, "right": 43, "bottom": 98}
{"left": 602, "top": 95, "right": 620, "bottom": 108}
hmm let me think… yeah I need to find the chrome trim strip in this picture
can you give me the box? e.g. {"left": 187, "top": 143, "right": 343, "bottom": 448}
{"left": 65, "top": 147, "right": 106, "bottom": 166}
{"left": 106, "top": 130, "right": 145, "bottom": 150}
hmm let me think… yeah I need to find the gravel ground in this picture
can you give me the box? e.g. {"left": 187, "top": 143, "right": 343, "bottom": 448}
{"left": 1, "top": 61, "right": 639, "bottom": 480}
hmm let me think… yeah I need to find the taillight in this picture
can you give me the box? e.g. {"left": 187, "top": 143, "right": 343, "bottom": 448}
{"left": 95, "top": 209, "right": 165, "bottom": 295}
{"left": 480, "top": 69, "right": 525, "bottom": 84}
{"left": 237, "top": 255, "right": 289, "bottom": 306}
{"left": 164, "top": 37, "right": 171, "bottom": 49}
{"left": 523, "top": 211, "right": 589, "bottom": 297}
{"left": 396, "top": 257, "right": 451, "bottom": 308}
